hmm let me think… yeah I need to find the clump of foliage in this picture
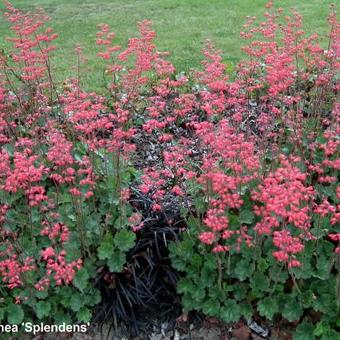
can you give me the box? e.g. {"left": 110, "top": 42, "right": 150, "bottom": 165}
{"left": 0, "top": 0, "right": 339, "bottom": 338}
{"left": 0, "top": 1, "right": 137, "bottom": 328}
{"left": 168, "top": 3, "right": 340, "bottom": 339}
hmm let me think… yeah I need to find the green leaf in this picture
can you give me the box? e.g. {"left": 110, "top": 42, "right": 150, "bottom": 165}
{"left": 35, "top": 301, "right": 51, "bottom": 319}
{"left": 257, "top": 258, "right": 269, "bottom": 272}
{"left": 178, "top": 278, "right": 194, "bottom": 295}
{"left": 77, "top": 307, "right": 92, "bottom": 323}
{"left": 193, "top": 197, "right": 205, "bottom": 214}
{"left": 220, "top": 300, "right": 241, "bottom": 322}
{"left": 239, "top": 210, "right": 255, "bottom": 224}
{"left": 54, "top": 311, "right": 71, "bottom": 325}
{"left": 313, "top": 293, "right": 337, "bottom": 316}
{"left": 202, "top": 298, "right": 219, "bottom": 316}
{"left": 313, "top": 256, "right": 330, "bottom": 280}
{"left": 269, "top": 265, "right": 289, "bottom": 283}
{"left": 228, "top": 213, "right": 240, "bottom": 228}
{"left": 294, "top": 321, "right": 315, "bottom": 340}
{"left": 73, "top": 268, "right": 90, "bottom": 292}
{"left": 257, "top": 297, "right": 279, "bottom": 320}
{"left": 114, "top": 230, "right": 136, "bottom": 252}
{"left": 7, "top": 304, "right": 24, "bottom": 325}
{"left": 282, "top": 295, "right": 303, "bottom": 322}
{"left": 169, "top": 253, "right": 187, "bottom": 271}
{"left": 0, "top": 308, "right": 5, "bottom": 322}
{"left": 190, "top": 254, "right": 202, "bottom": 271}
{"left": 322, "top": 330, "right": 340, "bottom": 340}
{"left": 239, "top": 303, "right": 253, "bottom": 319}
{"left": 300, "top": 290, "right": 316, "bottom": 308}
{"left": 107, "top": 251, "right": 126, "bottom": 272}
{"left": 201, "top": 266, "right": 217, "bottom": 287}
{"left": 35, "top": 289, "right": 49, "bottom": 299}
{"left": 191, "top": 286, "right": 206, "bottom": 303}
{"left": 233, "top": 283, "right": 247, "bottom": 301}
{"left": 70, "top": 294, "right": 84, "bottom": 312}
{"left": 250, "top": 272, "right": 269, "bottom": 292}
{"left": 291, "top": 257, "right": 312, "bottom": 279}
{"left": 234, "top": 259, "right": 252, "bottom": 281}
{"left": 57, "top": 286, "right": 73, "bottom": 307}
{"left": 84, "top": 289, "right": 102, "bottom": 307}
{"left": 203, "top": 253, "right": 217, "bottom": 271}
{"left": 208, "top": 287, "right": 228, "bottom": 302}
{"left": 187, "top": 215, "right": 201, "bottom": 229}
{"left": 64, "top": 241, "right": 82, "bottom": 262}
{"left": 182, "top": 295, "right": 196, "bottom": 313}
{"left": 314, "top": 321, "right": 331, "bottom": 337}
{"left": 176, "top": 239, "right": 195, "bottom": 262}
{"left": 98, "top": 233, "right": 114, "bottom": 260}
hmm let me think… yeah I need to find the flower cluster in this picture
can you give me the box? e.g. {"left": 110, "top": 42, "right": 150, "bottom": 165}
{"left": 252, "top": 156, "right": 315, "bottom": 236}
{"left": 0, "top": 0, "right": 339, "bottom": 332}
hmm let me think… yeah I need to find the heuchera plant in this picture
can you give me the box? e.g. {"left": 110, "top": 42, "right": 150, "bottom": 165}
{"left": 169, "top": 2, "right": 340, "bottom": 339}
{"left": 0, "top": 2, "right": 138, "bottom": 327}
{"left": 0, "top": 0, "right": 339, "bottom": 338}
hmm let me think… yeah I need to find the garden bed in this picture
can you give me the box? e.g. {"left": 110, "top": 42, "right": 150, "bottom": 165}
{"left": 0, "top": 1, "right": 339, "bottom": 339}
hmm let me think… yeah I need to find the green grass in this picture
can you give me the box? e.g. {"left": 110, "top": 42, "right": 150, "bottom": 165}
{"left": 0, "top": 0, "right": 335, "bottom": 90}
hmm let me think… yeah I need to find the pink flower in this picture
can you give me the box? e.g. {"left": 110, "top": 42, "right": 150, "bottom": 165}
{"left": 41, "top": 247, "right": 55, "bottom": 260}
{"left": 199, "top": 232, "right": 216, "bottom": 245}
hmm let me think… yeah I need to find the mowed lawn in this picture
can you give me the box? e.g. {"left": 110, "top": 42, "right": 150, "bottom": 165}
{"left": 0, "top": 0, "right": 336, "bottom": 89}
